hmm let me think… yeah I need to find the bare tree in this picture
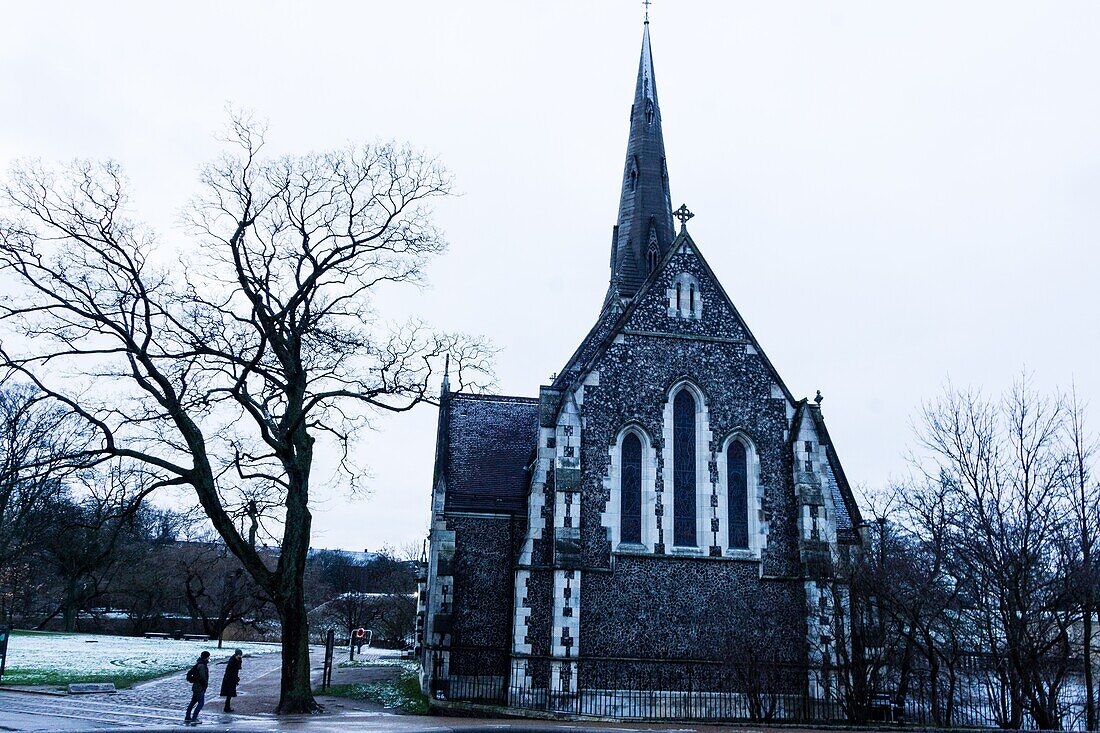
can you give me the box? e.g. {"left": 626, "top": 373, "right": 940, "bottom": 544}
{"left": 1064, "top": 387, "right": 1099, "bottom": 730}
{"left": 717, "top": 591, "right": 793, "bottom": 722}
{"left": 918, "top": 379, "right": 1075, "bottom": 730}
{"left": 876, "top": 478, "right": 972, "bottom": 727}
{"left": 0, "top": 116, "right": 492, "bottom": 712}
{"left": 314, "top": 592, "right": 387, "bottom": 642}
{"left": 306, "top": 547, "right": 417, "bottom": 647}
{"left": 113, "top": 540, "right": 179, "bottom": 636}
{"left": 813, "top": 540, "right": 886, "bottom": 725}
{"left": 34, "top": 466, "right": 159, "bottom": 631}
{"left": 0, "top": 383, "right": 87, "bottom": 621}
{"left": 179, "top": 539, "right": 270, "bottom": 647}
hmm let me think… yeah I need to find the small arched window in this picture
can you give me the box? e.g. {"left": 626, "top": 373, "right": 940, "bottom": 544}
{"left": 669, "top": 273, "right": 702, "bottom": 319}
{"left": 620, "top": 433, "right": 642, "bottom": 544}
{"left": 673, "top": 390, "right": 697, "bottom": 547}
{"left": 727, "top": 441, "right": 749, "bottom": 549}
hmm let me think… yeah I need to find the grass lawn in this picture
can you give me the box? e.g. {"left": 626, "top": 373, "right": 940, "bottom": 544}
{"left": 0, "top": 630, "right": 277, "bottom": 689}
{"left": 320, "top": 659, "right": 427, "bottom": 714}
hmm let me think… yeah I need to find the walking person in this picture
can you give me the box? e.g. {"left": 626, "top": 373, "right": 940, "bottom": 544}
{"left": 184, "top": 651, "right": 210, "bottom": 723}
{"left": 220, "top": 649, "right": 243, "bottom": 713}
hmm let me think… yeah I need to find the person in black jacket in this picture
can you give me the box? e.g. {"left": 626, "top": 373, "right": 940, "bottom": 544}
{"left": 220, "top": 649, "right": 243, "bottom": 712}
{"left": 185, "top": 651, "right": 211, "bottom": 723}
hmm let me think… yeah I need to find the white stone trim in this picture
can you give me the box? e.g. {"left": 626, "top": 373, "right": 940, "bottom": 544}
{"left": 602, "top": 424, "right": 659, "bottom": 552}
{"left": 512, "top": 569, "right": 532, "bottom": 655}
{"left": 715, "top": 432, "right": 765, "bottom": 558}
{"left": 551, "top": 570, "right": 580, "bottom": 661}
{"left": 666, "top": 272, "right": 703, "bottom": 319}
{"left": 661, "top": 379, "right": 712, "bottom": 550}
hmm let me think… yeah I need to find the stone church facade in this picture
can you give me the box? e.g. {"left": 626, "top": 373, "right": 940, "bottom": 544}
{"left": 418, "top": 22, "right": 863, "bottom": 720}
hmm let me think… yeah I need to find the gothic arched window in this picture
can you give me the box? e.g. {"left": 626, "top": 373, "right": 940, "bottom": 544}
{"left": 620, "top": 433, "right": 642, "bottom": 544}
{"left": 727, "top": 440, "right": 749, "bottom": 549}
{"left": 689, "top": 283, "right": 696, "bottom": 312}
{"left": 673, "top": 390, "right": 696, "bottom": 547}
{"left": 675, "top": 282, "right": 682, "bottom": 311}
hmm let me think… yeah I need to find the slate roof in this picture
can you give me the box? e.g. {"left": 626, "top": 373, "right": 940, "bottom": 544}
{"left": 440, "top": 393, "right": 539, "bottom": 515}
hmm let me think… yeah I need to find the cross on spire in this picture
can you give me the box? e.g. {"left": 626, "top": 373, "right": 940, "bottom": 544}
{"left": 674, "top": 203, "right": 694, "bottom": 231}
{"left": 643, "top": 0, "right": 652, "bottom": 23}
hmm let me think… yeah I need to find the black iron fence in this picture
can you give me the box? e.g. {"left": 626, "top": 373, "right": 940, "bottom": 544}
{"left": 425, "top": 647, "right": 1095, "bottom": 729}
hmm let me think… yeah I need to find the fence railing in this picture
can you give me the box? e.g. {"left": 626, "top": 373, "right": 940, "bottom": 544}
{"left": 424, "top": 647, "right": 1095, "bottom": 729}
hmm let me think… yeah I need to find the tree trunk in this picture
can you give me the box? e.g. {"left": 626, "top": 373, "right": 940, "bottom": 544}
{"left": 274, "top": 457, "right": 319, "bottom": 715}
{"left": 927, "top": 650, "right": 941, "bottom": 727}
{"left": 275, "top": 589, "right": 318, "bottom": 713}
{"left": 63, "top": 580, "right": 79, "bottom": 632}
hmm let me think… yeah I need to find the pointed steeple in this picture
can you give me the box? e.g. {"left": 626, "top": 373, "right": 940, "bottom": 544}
{"left": 607, "top": 21, "right": 675, "bottom": 301}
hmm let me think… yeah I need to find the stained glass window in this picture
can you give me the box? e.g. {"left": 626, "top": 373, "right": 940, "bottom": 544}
{"left": 728, "top": 441, "right": 749, "bottom": 549}
{"left": 620, "top": 433, "right": 642, "bottom": 544}
{"left": 673, "top": 390, "right": 696, "bottom": 547}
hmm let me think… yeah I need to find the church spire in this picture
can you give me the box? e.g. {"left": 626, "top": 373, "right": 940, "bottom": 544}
{"left": 607, "top": 20, "right": 675, "bottom": 301}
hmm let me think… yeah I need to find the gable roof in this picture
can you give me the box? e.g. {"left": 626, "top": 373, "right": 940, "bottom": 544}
{"left": 439, "top": 392, "right": 539, "bottom": 515}
{"left": 791, "top": 400, "right": 864, "bottom": 542}
{"left": 553, "top": 227, "right": 797, "bottom": 408}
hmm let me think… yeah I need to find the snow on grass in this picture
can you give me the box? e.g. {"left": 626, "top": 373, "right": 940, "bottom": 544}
{"left": 325, "top": 657, "right": 426, "bottom": 714}
{"left": 337, "top": 651, "right": 409, "bottom": 669}
{"left": 324, "top": 671, "right": 427, "bottom": 714}
{"left": 1, "top": 630, "right": 279, "bottom": 688}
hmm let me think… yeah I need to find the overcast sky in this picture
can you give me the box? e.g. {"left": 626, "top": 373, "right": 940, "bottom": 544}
{"left": 2, "top": 1, "right": 1098, "bottom": 552}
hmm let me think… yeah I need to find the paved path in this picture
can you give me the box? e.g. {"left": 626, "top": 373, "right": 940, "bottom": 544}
{"left": 108, "top": 650, "right": 284, "bottom": 722}
{"left": 0, "top": 646, "right": 404, "bottom": 730}
{"left": 0, "top": 696, "right": 768, "bottom": 733}
{"left": 0, "top": 692, "right": 253, "bottom": 730}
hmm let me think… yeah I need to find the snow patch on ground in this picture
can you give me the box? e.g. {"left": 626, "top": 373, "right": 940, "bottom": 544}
{"left": 2, "top": 631, "right": 279, "bottom": 686}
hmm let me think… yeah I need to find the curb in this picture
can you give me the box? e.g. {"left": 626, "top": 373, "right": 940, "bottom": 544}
{"left": 0, "top": 685, "right": 69, "bottom": 697}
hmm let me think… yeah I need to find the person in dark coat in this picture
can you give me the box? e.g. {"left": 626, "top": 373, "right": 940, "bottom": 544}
{"left": 220, "top": 649, "right": 243, "bottom": 712}
{"left": 185, "top": 651, "right": 210, "bottom": 723}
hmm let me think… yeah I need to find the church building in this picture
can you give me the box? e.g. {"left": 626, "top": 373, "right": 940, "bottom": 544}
{"left": 418, "top": 20, "right": 864, "bottom": 720}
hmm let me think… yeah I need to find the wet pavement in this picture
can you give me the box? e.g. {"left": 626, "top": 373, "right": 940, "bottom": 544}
{"left": 0, "top": 646, "right": 402, "bottom": 731}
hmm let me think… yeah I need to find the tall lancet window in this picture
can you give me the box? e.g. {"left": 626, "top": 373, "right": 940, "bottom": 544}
{"left": 727, "top": 440, "right": 749, "bottom": 549}
{"left": 620, "top": 433, "right": 642, "bottom": 544}
{"left": 673, "top": 390, "right": 697, "bottom": 547}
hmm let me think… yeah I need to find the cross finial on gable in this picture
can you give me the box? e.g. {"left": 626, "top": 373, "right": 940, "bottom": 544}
{"left": 674, "top": 203, "right": 694, "bottom": 231}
